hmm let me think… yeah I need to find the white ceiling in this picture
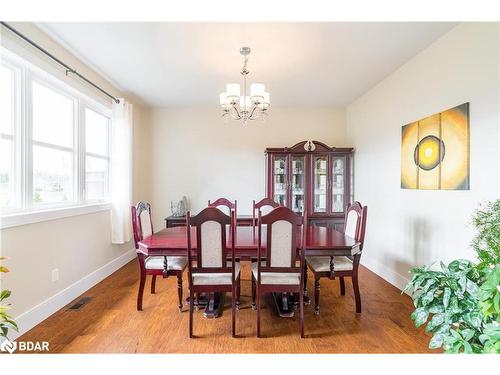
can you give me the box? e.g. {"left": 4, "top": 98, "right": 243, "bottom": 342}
{"left": 40, "top": 22, "right": 456, "bottom": 108}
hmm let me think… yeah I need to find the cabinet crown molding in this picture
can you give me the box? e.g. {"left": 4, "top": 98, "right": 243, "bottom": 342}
{"left": 265, "top": 140, "right": 354, "bottom": 154}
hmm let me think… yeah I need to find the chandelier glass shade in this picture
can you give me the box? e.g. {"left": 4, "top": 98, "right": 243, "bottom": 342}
{"left": 220, "top": 47, "right": 270, "bottom": 124}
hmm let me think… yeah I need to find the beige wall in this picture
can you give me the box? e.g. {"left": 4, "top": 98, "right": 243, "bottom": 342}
{"left": 149, "top": 107, "right": 346, "bottom": 227}
{"left": 0, "top": 23, "right": 151, "bottom": 320}
{"left": 346, "top": 23, "right": 500, "bottom": 289}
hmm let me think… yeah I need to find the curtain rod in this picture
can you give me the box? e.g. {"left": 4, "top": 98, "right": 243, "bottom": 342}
{"left": 0, "top": 22, "right": 120, "bottom": 104}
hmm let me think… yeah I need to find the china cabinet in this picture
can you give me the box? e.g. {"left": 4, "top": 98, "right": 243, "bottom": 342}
{"left": 265, "top": 141, "right": 354, "bottom": 230}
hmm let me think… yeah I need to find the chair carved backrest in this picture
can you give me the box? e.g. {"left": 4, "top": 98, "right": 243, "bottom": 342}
{"left": 257, "top": 207, "right": 305, "bottom": 278}
{"left": 252, "top": 198, "right": 280, "bottom": 232}
{"left": 343, "top": 201, "right": 368, "bottom": 251}
{"left": 131, "top": 201, "right": 154, "bottom": 250}
{"left": 208, "top": 198, "right": 237, "bottom": 217}
{"left": 186, "top": 207, "right": 236, "bottom": 278}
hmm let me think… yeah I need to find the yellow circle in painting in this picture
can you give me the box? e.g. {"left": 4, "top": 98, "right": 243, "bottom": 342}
{"left": 414, "top": 135, "right": 445, "bottom": 171}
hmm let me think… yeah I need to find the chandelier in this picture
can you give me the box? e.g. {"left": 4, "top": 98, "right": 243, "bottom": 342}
{"left": 219, "top": 47, "right": 270, "bottom": 124}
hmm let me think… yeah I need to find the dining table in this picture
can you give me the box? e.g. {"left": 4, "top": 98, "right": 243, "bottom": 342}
{"left": 138, "top": 225, "right": 360, "bottom": 318}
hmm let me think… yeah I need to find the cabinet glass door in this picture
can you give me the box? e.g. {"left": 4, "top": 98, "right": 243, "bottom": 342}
{"left": 332, "top": 156, "right": 345, "bottom": 213}
{"left": 272, "top": 155, "right": 287, "bottom": 206}
{"left": 313, "top": 156, "right": 328, "bottom": 213}
{"left": 291, "top": 156, "right": 305, "bottom": 213}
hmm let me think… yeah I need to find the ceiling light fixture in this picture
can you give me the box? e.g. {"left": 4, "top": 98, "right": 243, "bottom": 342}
{"left": 219, "top": 47, "right": 270, "bottom": 125}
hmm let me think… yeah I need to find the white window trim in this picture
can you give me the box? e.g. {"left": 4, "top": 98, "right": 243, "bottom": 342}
{"left": 0, "top": 47, "right": 113, "bottom": 228}
{"left": 0, "top": 202, "right": 111, "bottom": 229}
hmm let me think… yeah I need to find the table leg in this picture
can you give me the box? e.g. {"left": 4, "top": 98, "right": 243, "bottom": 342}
{"left": 272, "top": 292, "right": 295, "bottom": 318}
{"left": 203, "top": 292, "right": 225, "bottom": 319}
{"left": 186, "top": 293, "right": 208, "bottom": 308}
{"left": 162, "top": 256, "right": 169, "bottom": 278}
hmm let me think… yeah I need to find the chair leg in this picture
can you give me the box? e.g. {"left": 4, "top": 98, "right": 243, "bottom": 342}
{"left": 314, "top": 277, "right": 320, "bottom": 315}
{"left": 189, "top": 288, "right": 194, "bottom": 338}
{"left": 299, "top": 288, "right": 305, "bottom": 338}
{"left": 251, "top": 275, "right": 256, "bottom": 310}
{"left": 232, "top": 285, "right": 236, "bottom": 337}
{"left": 303, "top": 263, "right": 308, "bottom": 298}
{"left": 177, "top": 273, "right": 183, "bottom": 312}
{"left": 151, "top": 275, "right": 157, "bottom": 294}
{"left": 236, "top": 276, "right": 241, "bottom": 310}
{"left": 256, "top": 288, "right": 261, "bottom": 338}
{"left": 340, "top": 276, "right": 346, "bottom": 296}
{"left": 137, "top": 271, "right": 146, "bottom": 311}
{"left": 352, "top": 271, "right": 362, "bottom": 313}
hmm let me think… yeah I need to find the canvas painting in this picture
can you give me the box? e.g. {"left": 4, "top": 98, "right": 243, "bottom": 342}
{"left": 401, "top": 103, "right": 470, "bottom": 190}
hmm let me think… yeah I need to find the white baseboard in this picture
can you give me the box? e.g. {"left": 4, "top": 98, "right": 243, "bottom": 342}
{"left": 360, "top": 256, "right": 411, "bottom": 295}
{"left": 10, "top": 249, "right": 136, "bottom": 340}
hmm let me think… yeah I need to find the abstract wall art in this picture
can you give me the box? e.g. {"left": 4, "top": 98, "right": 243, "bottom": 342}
{"left": 401, "top": 103, "right": 470, "bottom": 190}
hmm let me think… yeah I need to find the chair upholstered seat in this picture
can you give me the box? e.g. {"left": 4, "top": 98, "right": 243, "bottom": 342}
{"left": 192, "top": 262, "right": 241, "bottom": 286}
{"left": 145, "top": 256, "right": 188, "bottom": 271}
{"left": 251, "top": 261, "right": 300, "bottom": 285}
{"left": 306, "top": 255, "right": 354, "bottom": 272}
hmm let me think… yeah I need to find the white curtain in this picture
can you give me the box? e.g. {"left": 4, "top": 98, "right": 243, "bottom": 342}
{"left": 110, "top": 99, "right": 133, "bottom": 244}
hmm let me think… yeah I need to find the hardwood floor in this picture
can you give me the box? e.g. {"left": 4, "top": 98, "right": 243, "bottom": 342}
{"left": 19, "top": 260, "right": 432, "bottom": 353}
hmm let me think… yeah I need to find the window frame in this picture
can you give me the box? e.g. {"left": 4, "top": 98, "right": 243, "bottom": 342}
{"left": 30, "top": 74, "right": 78, "bottom": 208}
{"left": 82, "top": 103, "right": 111, "bottom": 203}
{"left": 0, "top": 59, "right": 21, "bottom": 211}
{"left": 0, "top": 48, "right": 113, "bottom": 229}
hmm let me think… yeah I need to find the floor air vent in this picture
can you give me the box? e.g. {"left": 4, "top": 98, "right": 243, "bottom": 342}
{"left": 69, "top": 296, "right": 92, "bottom": 310}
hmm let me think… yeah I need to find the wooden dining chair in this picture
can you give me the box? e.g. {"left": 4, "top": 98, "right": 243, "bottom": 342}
{"left": 131, "top": 202, "right": 188, "bottom": 312}
{"left": 208, "top": 198, "right": 237, "bottom": 218}
{"left": 252, "top": 197, "right": 280, "bottom": 234}
{"left": 186, "top": 207, "right": 241, "bottom": 338}
{"left": 305, "top": 201, "right": 367, "bottom": 315}
{"left": 252, "top": 206, "right": 306, "bottom": 338}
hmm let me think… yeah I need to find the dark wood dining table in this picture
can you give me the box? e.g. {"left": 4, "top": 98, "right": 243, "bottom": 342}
{"left": 138, "top": 225, "right": 360, "bottom": 317}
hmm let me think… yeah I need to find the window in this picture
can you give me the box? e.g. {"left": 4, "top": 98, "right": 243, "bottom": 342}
{"left": 32, "top": 81, "right": 75, "bottom": 205}
{"left": 0, "top": 48, "right": 112, "bottom": 226}
{"left": 0, "top": 63, "right": 17, "bottom": 209}
{"left": 85, "top": 108, "right": 110, "bottom": 201}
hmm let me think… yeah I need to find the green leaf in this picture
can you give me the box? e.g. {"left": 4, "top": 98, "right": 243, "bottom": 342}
{"left": 478, "top": 334, "right": 489, "bottom": 345}
{"left": 466, "top": 280, "right": 479, "bottom": 298}
{"left": 450, "top": 329, "right": 462, "bottom": 340}
{"left": 423, "top": 278, "right": 436, "bottom": 292}
{"left": 4, "top": 318, "right": 18, "bottom": 331}
{"left": 461, "top": 328, "right": 475, "bottom": 341}
{"left": 463, "top": 341, "right": 473, "bottom": 353}
{"left": 421, "top": 290, "right": 435, "bottom": 307}
{"left": 443, "top": 287, "right": 451, "bottom": 309}
{"left": 0, "top": 289, "right": 11, "bottom": 301}
{"left": 429, "top": 332, "right": 445, "bottom": 349}
{"left": 411, "top": 307, "right": 429, "bottom": 328}
{"left": 426, "top": 313, "right": 445, "bottom": 332}
{"left": 493, "top": 293, "right": 500, "bottom": 313}
{"left": 428, "top": 304, "right": 445, "bottom": 314}
{"left": 464, "top": 310, "right": 483, "bottom": 328}
{"left": 449, "top": 296, "right": 459, "bottom": 310}
{"left": 458, "top": 276, "right": 467, "bottom": 294}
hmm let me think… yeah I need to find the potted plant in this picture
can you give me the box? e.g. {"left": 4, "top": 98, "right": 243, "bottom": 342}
{"left": 405, "top": 200, "right": 500, "bottom": 353}
{"left": 0, "top": 256, "right": 18, "bottom": 342}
